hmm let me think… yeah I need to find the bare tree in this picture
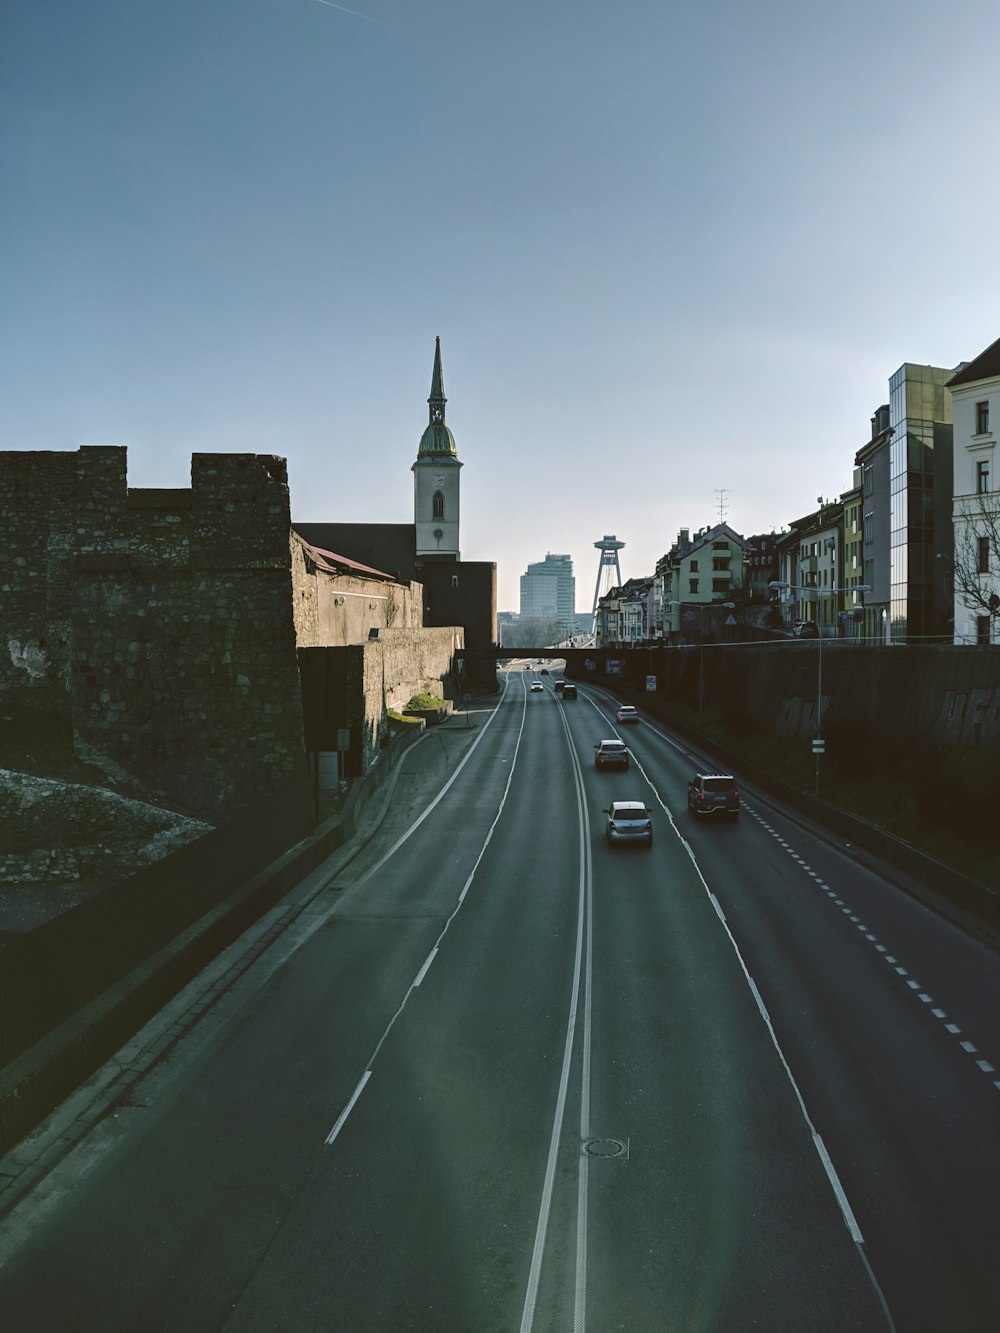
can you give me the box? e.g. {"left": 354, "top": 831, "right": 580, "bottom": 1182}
{"left": 502, "top": 614, "right": 564, "bottom": 648}
{"left": 952, "top": 494, "right": 1000, "bottom": 625}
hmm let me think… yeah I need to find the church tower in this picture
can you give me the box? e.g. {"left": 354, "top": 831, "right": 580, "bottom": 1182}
{"left": 413, "top": 336, "right": 461, "bottom": 560}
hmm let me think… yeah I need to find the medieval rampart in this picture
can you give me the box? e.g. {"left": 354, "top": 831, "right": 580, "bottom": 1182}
{"left": 2, "top": 447, "right": 471, "bottom": 820}
{"left": 1, "top": 447, "right": 307, "bottom": 819}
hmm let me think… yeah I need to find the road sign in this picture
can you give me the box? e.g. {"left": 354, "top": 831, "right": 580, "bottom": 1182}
{"left": 646, "top": 675, "right": 656, "bottom": 692}
{"left": 812, "top": 739, "right": 826, "bottom": 753}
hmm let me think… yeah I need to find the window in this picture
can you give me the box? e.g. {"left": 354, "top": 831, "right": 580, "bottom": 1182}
{"left": 977, "top": 615, "right": 992, "bottom": 645}
{"left": 977, "top": 460, "right": 991, "bottom": 494}
{"left": 976, "top": 401, "right": 990, "bottom": 434}
{"left": 712, "top": 578, "right": 729, "bottom": 593}
{"left": 689, "top": 559, "right": 699, "bottom": 572}
{"left": 689, "top": 579, "right": 699, "bottom": 594}
{"left": 712, "top": 557, "right": 730, "bottom": 571}
{"left": 432, "top": 490, "right": 445, "bottom": 519}
{"left": 979, "top": 536, "right": 990, "bottom": 574}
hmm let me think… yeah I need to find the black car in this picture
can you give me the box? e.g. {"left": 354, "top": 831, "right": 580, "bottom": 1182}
{"left": 561, "top": 683, "right": 577, "bottom": 700}
{"left": 793, "top": 620, "right": 819, "bottom": 639}
{"left": 687, "top": 772, "right": 740, "bottom": 819}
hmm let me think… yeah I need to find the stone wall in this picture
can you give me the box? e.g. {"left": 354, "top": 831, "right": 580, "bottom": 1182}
{"left": 596, "top": 640, "right": 1000, "bottom": 752}
{"left": 290, "top": 534, "right": 422, "bottom": 647}
{"left": 1, "top": 451, "right": 77, "bottom": 736}
{"left": 1, "top": 447, "right": 307, "bottom": 819}
{"left": 299, "top": 626, "right": 464, "bottom": 776}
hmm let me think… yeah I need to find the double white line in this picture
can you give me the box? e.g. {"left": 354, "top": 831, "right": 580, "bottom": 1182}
{"left": 519, "top": 702, "right": 595, "bottom": 1332}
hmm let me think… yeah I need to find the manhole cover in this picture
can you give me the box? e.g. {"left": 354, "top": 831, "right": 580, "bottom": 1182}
{"left": 582, "top": 1137, "right": 628, "bottom": 1159}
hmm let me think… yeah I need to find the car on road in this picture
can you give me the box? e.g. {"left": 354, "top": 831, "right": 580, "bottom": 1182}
{"left": 594, "top": 739, "right": 629, "bottom": 770}
{"left": 616, "top": 705, "right": 639, "bottom": 724}
{"left": 540, "top": 668, "right": 549, "bottom": 675}
{"left": 687, "top": 772, "right": 740, "bottom": 819}
{"left": 561, "top": 683, "right": 577, "bottom": 700}
{"left": 530, "top": 682, "right": 544, "bottom": 692}
{"left": 793, "top": 620, "right": 819, "bottom": 639}
{"left": 605, "top": 800, "right": 653, "bottom": 846}
{"left": 554, "top": 680, "right": 565, "bottom": 693}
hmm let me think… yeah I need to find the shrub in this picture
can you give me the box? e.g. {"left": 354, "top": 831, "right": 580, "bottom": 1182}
{"left": 405, "top": 692, "right": 442, "bottom": 712}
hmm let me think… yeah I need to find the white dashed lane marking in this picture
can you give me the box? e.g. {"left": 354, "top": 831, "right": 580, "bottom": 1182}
{"left": 745, "top": 801, "right": 999, "bottom": 1092}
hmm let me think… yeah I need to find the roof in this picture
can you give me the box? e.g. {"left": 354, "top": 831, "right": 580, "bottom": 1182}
{"left": 947, "top": 335, "right": 1000, "bottom": 388}
{"left": 293, "top": 533, "right": 398, "bottom": 583}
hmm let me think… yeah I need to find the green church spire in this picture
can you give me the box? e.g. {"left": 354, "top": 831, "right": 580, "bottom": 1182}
{"left": 417, "top": 336, "right": 457, "bottom": 459}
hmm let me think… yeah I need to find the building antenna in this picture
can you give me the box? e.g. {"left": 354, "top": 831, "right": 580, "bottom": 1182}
{"left": 715, "top": 488, "right": 729, "bottom": 525}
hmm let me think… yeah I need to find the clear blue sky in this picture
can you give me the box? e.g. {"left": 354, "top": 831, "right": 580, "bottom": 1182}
{"left": 2, "top": 0, "right": 998, "bottom": 611}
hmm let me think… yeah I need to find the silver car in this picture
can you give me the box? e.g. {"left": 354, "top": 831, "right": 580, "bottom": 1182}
{"left": 605, "top": 800, "right": 653, "bottom": 846}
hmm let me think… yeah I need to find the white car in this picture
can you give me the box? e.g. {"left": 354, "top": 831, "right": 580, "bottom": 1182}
{"left": 530, "top": 682, "right": 544, "bottom": 692}
{"left": 616, "top": 705, "right": 639, "bottom": 724}
{"left": 605, "top": 801, "right": 653, "bottom": 846}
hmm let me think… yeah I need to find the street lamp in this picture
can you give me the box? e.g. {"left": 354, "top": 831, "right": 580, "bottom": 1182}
{"left": 769, "top": 581, "right": 870, "bottom": 796}
{"left": 669, "top": 599, "right": 735, "bottom": 727}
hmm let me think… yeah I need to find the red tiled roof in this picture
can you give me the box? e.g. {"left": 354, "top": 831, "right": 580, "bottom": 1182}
{"left": 294, "top": 533, "right": 397, "bottom": 582}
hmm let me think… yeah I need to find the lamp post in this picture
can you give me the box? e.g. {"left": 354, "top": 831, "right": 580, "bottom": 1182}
{"left": 669, "top": 599, "right": 735, "bottom": 727}
{"left": 769, "top": 581, "right": 870, "bottom": 795}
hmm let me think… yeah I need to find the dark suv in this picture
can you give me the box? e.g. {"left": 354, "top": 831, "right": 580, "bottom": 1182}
{"left": 594, "top": 739, "right": 629, "bottom": 770}
{"left": 687, "top": 773, "right": 740, "bottom": 820}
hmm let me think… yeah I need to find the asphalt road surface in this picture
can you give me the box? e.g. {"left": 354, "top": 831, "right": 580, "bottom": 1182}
{"left": 1, "top": 668, "right": 998, "bottom": 1331}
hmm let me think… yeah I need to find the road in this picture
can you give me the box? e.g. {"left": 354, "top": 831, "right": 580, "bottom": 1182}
{"left": 0, "top": 668, "right": 998, "bottom": 1330}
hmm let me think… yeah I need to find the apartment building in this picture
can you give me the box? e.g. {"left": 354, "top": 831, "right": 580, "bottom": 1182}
{"left": 948, "top": 335, "right": 1000, "bottom": 644}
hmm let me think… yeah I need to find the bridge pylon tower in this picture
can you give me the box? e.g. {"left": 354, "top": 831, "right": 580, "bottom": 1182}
{"left": 591, "top": 534, "right": 625, "bottom": 630}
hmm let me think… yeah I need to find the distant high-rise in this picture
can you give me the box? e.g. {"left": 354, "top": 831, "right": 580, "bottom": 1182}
{"left": 519, "top": 553, "right": 575, "bottom": 630}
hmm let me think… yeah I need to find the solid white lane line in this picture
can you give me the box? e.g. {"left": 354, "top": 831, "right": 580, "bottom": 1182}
{"left": 519, "top": 834, "right": 586, "bottom": 1333}
{"left": 325, "top": 1071, "right": 372, "bottom": 1145}
{"left": 353, "top": 673, "right": 512, "bottom": 890}
{"left": 324, "top": 681, "right": 529, "bottom": 1146}
{"left": 521, "top": 682, "right": 594, "bottom": 1333}
{"left": 623, "top": 761, "right": 882, "bottom": 1300}
{"left": 574, "top": 739, "right": 594, "bottom": 1333}
{"left": 814, "top": 1133, "right": 864, "bottom": 1245}
{"left": 413, "top": 948, "right": 438, "bottom": 987}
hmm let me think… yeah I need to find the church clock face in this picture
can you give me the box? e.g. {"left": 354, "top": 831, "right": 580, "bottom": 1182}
{"left": 432, "top": 473, "right": 445, "bottom": 486}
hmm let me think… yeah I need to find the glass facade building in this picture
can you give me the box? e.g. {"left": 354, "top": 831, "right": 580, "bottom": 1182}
{"left": 519, "top": 553, "right": 576, "bottom": 632}
{"left": 888, "top": 364, "right": 954, "bottom": 642}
